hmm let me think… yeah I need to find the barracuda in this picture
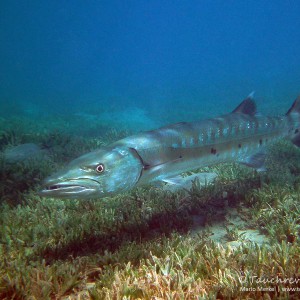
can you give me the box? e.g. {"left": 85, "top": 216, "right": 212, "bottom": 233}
{"left": 40, "top": 94, "right": 300, "bottom": 199}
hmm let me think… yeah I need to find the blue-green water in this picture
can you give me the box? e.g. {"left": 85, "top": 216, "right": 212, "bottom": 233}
{"left": 0, "top": 1, "right": 300, "bottom": 127}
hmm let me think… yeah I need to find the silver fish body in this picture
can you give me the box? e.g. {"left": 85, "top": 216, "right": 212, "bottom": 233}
{"left": 40, "top": 95, "right": 300, "bottom": 199}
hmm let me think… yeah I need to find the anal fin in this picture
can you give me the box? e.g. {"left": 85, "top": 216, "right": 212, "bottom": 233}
{"left": 239, "top": 152, "right": 266, "bottom": 172}
{"left": 291, "top": 132, "right": 300, "bottom": 147}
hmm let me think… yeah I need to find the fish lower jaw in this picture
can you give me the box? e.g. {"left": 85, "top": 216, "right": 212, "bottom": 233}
{"left": 39, "top": 184, "right": 98, "bottom": 198}
{"left": 45, "top": 184, "right": 88, "bottom": 191}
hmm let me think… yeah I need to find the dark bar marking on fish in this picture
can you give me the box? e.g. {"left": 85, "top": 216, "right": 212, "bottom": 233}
{"left": 210, "top": 147, "right": 217, "bottom": 155}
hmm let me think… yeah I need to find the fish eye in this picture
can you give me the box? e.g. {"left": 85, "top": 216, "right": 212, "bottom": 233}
{"left": 95, "top": 163, "right": 105, "bottom": 173}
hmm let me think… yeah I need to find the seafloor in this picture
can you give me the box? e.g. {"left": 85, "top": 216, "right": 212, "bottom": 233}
{"left": 0, "top": 112, "right": 300, "bottom": 299}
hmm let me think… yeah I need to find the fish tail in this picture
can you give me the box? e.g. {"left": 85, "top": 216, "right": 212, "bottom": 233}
{"left": 286, "top": 95, "right": 300, "bottom": 147}
{"left": 286, "top": 95, "right": 300, "bottom": 115}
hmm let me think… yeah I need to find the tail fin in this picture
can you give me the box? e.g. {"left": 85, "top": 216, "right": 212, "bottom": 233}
{"left": 287, "top": 95, "right": 300, "bottom": 147}
{"left": 286, "top": 96, "right": 300, "bottom": 115}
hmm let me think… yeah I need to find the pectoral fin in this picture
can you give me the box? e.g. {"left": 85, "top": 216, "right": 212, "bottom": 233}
{"left": 162, "top": 172, "right": 218, "bottom": 192}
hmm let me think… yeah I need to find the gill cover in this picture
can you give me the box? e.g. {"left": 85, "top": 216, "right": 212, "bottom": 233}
{"left": 101, "top": 146, "right": 144, "bottom": 194}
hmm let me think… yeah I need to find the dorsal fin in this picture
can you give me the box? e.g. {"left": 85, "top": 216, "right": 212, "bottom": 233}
{"left": 286, "top": 96, "right": 300, "bottom": 115}
{"left": 232, "top": 92, "right": 257, "bottom": 116}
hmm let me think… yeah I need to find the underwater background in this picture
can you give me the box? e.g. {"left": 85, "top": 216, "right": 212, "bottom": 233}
{"left": 1, "top": 1, "right": 300, "bottom": 299}
{"left": 1, "top": 1, "right": 300, "bottom": 125}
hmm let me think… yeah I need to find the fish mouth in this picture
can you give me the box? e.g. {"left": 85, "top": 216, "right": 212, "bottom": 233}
{"left": 39, "top": 179, "right": 101, "bottom": 198}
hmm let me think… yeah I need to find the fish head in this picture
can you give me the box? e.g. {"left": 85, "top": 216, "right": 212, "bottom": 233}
{"left": 40, "top": 146, "right": 144, "bottom": 199}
